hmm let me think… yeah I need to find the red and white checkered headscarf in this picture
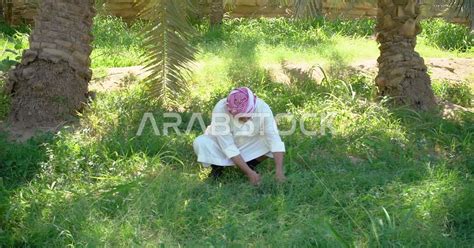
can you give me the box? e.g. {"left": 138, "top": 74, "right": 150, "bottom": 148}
{"left": 226, "top": 87, "right": 257, "bottom": 116}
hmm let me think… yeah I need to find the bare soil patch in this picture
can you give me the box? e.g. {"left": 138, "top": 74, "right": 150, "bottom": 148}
{"left": 90, "top": 66, "right": 149, "bottom": 92}
{"left": 352, "top": 58, "right": 474, "bottom": 82}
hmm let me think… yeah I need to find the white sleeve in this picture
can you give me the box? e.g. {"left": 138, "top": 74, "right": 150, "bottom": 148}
{"left": 261, "top": 102, "right": 285, "bottom": 153}
{"left": 210, "top": 101, "right": 240, "bottom": 159}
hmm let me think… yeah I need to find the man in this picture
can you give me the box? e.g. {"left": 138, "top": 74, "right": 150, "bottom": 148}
{"left": 193, "top": 87, "right": 286, "bottom": 185}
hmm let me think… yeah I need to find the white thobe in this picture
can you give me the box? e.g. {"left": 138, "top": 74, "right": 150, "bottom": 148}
{"left": 193, "top": 98, "right": 285, "bottom": 167}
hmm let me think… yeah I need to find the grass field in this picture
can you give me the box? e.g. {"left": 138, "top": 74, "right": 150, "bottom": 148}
{"left": 0, "top": 17, "right": 473, "bottom": 247}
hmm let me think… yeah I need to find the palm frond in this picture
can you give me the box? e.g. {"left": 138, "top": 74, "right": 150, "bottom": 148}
{"left": 449, "top": 0, "right": 473, "bottom": 28}
{"left": 134, "top": 0, "right": 197, "bottom": 105}
{"left": 448, "top": 0, "right": 470, "bottom": 15}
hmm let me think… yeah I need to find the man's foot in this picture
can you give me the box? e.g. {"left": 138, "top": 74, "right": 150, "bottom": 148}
{"left": 210, "top": 165, "right": 225, "bottom": 179}
{"left": 249, "top": 155, "right": 270, "bottom": 170}
{"left": 247, "top": 159, "right": 262, "bottom": 171}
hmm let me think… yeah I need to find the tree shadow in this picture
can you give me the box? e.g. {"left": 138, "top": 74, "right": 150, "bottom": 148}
{"left": 8, "top": 157, "right": 351, "bottom": 246}
{"left": 0, "top": 132, "right": 54, "bottom": 190}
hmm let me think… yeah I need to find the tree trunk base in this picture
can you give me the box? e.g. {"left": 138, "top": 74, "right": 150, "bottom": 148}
{"left": 6, "top": 60, "right": 88, "bottom": 129}
{"left": 375, "top": 37, "right": 437, "bottom": 111}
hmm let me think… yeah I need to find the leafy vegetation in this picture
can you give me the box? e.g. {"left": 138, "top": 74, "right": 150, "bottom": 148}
{"left": 0, "top": 28, "right": 29, "bottom": 73}
{"left": 421, "top": 18, "right": 474, "bottom": 52}
{"left": 0, "top": 16, "right": 473, "bottom": 246}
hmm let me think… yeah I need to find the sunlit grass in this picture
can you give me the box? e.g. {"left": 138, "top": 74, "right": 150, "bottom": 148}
{"left": 417, "top": 37, "right": 474, "bottom": 58}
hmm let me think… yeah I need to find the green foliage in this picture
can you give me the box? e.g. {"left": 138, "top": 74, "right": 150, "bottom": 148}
{"left": 432, "top": 80, "right": 473, "bottom": 107}
{"left": 421, "top": 19, "right": 473, "bottom": 52}
{"left": 92, "top": 16, "right": 147, "bottom": 53}
{"left": 0, "top": 80, "right": 10, "bottom": 119}
{"left": 0, "top": 32, "right": 29, "bottom": 73}
{"left": 1, "top": 65, "right": 474, "bottom": 246}
{"left": 0, "top": 21, "right": 30, "bottom": 37}
{"left": 2, "top": 30, "right": 474, "bottom": 245}
{"left": 0, "top": 21, "right": 30, "bottom": 72}
{"left": 2, "top": 16, "right": 470, "bottom": 71}
{"left": 322, "top": 17, "right": 376, "bottom": 37}
{"left": 0, "top": 133, "right": 53, "bottom": 189}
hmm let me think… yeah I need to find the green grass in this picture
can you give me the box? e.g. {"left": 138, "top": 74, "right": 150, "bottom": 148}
{"left": 1, "top": 16, "right": 473, "bottom": 247}
{"left": 432, "top": 80, "right": 473, "bottom": 107}
{"left": 90, "top": 16, "right": 146, "bottom": 68}
{"left": 1, "top": 16, "right": 472, "bottom": 72}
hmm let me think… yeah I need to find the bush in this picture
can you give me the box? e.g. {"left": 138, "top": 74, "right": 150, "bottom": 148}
{"left": 0, "top": 32, "right": 29, "bottom": 73}
{"left": 421, "top": 19, "right": 473, "bottom": 52}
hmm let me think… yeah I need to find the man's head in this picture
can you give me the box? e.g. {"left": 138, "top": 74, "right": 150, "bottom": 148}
{"left": 226, "top": 87, "right": 257, "bottom": 120}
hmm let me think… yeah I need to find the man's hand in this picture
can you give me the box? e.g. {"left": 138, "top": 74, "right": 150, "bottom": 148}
{"left": 275, "top": 171, "right": 286, "bottom": 183}
{"left": 247, "top": 171, "right": 261, "bottom": 186}
{"left": 231, "top": 155, "right": 261, "bottom": 186}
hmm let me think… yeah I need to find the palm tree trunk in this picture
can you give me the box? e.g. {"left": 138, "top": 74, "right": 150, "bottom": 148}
{"left": 375, "top": 0, "right": 436, "bottom": 110}
{"left": 210, "top": 0, "right": 224, "bottom": 27}
{"left": 5, "top": 0, "right": 95, "bottom": 128}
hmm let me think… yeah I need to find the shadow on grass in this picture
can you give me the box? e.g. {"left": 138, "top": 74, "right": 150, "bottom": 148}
{"left": 0, "top": 133, "right": 54, "bottom": 190}
{"left": 7, "top": 159, "right": 355, "bottom": 246}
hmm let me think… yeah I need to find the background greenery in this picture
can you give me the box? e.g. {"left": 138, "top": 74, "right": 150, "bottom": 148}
{"left": 0, "top": 16, "right": 473, "bottom": 246}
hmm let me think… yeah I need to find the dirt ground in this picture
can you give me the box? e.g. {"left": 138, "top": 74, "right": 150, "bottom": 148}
{"left": 89, "top": 66, "right": 149, "bottom": 92}
{"left": 352, "top": 58, "right": 474, "bottom": 82}
{"left": 90, "top": 58, "right": 473, "bottom": 92}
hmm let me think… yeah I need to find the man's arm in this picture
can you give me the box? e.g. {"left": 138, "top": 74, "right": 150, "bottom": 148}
{"left": 261, "top": 102, "right": 286, "bottom": 183}
{"left": 231, "top": 155, "right": 261, "bottom": 186}
{"left": 273, "top": 152, "right": 286, "bottom": 182}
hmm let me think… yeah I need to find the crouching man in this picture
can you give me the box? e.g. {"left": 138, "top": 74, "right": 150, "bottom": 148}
{"left": 193, "top": 87, "right": 286, "bottom": 186}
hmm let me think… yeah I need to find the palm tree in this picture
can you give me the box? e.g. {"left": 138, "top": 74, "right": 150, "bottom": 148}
{"left": 5, "top": 0, "right": 195, "bottom": 129}
{"left": 210, "top": 0, "right": 224, "bottom": 27}
{"left": 5, "top": 0, "right": 95, "bottom": 128}
{"left": 287, "top": 0, "right": 437, "bottom": 110}
{"left": 375, "top": 0, "right": 437, "bottom": 110}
